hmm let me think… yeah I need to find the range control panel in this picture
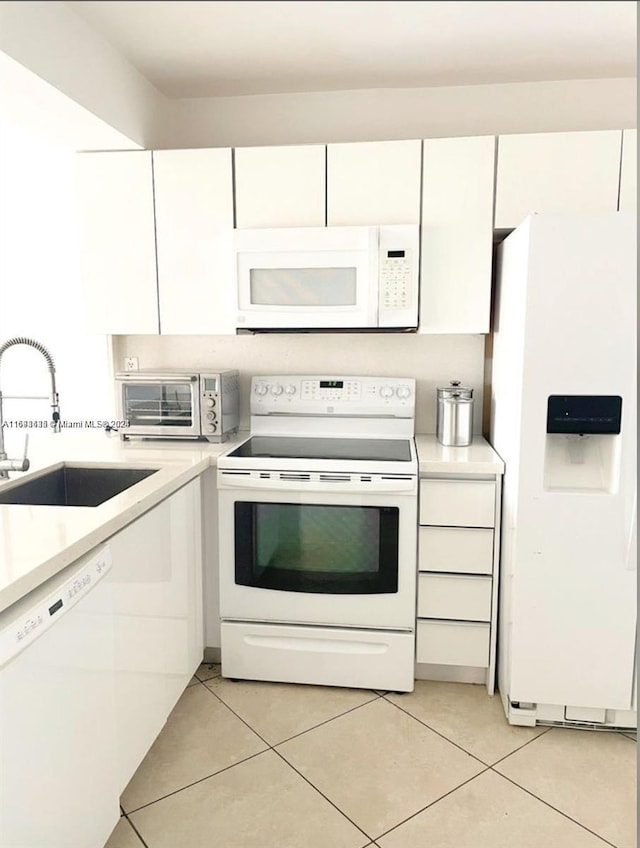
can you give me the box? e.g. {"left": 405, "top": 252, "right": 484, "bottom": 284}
{"left": 251, "top": 375, "right": 415, "bottom": 418}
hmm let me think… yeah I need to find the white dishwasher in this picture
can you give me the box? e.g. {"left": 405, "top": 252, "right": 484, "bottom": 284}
{"left": 0, "top": 545, "right": 120, "bottom": 848}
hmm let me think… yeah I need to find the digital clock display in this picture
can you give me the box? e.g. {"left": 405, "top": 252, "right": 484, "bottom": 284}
{"left": 319, "top": 380, "right": 344, "bottom": 389}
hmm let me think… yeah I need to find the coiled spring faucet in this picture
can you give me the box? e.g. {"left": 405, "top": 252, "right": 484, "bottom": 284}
{"left": 0, "top": 337, "right": 61, "bottom": 479}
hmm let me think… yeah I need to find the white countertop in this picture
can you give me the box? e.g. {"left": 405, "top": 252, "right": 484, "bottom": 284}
{"left": 0, "top": 430, "right": 246, "bottom": 614}
{"left": 415, "top": 434, "right": 504, "bottom": 475}
{"left": 0, "top": 430, "right": 503, "bottom": 615}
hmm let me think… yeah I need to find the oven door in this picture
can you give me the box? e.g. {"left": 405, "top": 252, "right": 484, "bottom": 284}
{"left": 218, "top": 471, "right": 417, "bottom": 630}
{"left": 117, "top": 375, "right": 201, "bottom": 439}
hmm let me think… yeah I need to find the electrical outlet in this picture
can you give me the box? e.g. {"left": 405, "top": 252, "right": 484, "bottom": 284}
{"left": 124, "top": 356, "right": 139, "bottom": 372}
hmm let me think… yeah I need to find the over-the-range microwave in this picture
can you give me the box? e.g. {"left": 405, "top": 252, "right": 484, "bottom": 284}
{"left": 115, "top": 370, "right": 239, "bottom": 442}
{"left": 234, "top": 224, "right": 419, "bottom": 331}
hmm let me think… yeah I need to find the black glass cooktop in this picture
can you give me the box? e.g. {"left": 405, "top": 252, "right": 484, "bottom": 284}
{"left": 228, "top": 436, "right": 413, "bottom": 462}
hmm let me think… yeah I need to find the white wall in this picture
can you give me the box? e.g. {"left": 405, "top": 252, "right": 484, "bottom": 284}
{"left": 112, "top": 333, "right": 486, "bottom": 436}
{"left": 0, "top": 1, "right": 164, "bottom": 149}
{"left": 155, "top": 78, "right": 636, "bottom": 149}
{"left": 0, "top": 119, "right": 113, "bottom": 457}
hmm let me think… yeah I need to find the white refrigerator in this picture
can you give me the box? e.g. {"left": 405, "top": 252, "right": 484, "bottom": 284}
{"left": 490, "top": 212, "right": 637, "bottom": 729}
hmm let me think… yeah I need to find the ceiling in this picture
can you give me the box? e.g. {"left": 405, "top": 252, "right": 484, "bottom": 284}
{"left": 65, "top": 1, "right": 637, "bottom": 99}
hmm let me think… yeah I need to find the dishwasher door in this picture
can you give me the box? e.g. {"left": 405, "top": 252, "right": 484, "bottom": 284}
{"left": 0, "top": 546, "right": 119, "bottom": 848}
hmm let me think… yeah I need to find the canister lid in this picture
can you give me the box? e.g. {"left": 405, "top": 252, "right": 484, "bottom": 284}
{"left": 437, "top": 380, "right": 474, "bottom": 399}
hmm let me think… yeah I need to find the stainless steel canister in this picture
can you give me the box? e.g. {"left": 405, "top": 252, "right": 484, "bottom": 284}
{"left": 436, "top": 381, "right": 474, "bottom": 446}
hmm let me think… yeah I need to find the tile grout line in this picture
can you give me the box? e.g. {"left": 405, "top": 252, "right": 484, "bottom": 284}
{"left": 379, "top": 694, "right": 490, "bottom": 766}
{"left": 202, "top": 677, "right": 384, "bottom": 746}
{"left": 373, "top": 765, "right": 494, "bottom": 842}
{"left": 199, "top": 682, "right": 381, "bottom": 842}
{"left": 270, "top": 746, "right": 375, "bottom": 844}
{"left": 122, "top": 813, "right": 150, "bottom": 848}
{"left": 381, "top": 693, "right": 557, "bottom": 768}
{"left": 123, "top": 748, "right": 270, "bottom": 816}
{"left": 125, "top": 679, "right": 380, "bottom": 837}
{"left": 490, "top": 769, "right": 620, "bottom": 847}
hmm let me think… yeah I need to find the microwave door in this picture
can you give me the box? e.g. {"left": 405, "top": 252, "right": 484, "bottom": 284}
{"left": 121, "top": 379, "right": 200, "bottom": 437}
{"left": 236, "top": 250, "right": 377, "bottom": 329}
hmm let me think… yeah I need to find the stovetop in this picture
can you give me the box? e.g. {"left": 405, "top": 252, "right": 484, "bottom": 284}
{"left": 226, "top": 436, "right": 413, "bottom": 463}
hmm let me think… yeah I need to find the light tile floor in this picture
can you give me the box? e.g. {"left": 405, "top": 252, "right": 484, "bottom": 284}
{"left": 105, "top": 664, "right": 637, "bottom": 848}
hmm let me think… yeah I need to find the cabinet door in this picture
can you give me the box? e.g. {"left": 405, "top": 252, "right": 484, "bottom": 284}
{"left": 419, "top": 135, "right": 495, "bottom": 334}
{"left": 235, "top": 145, "right": 325, "bottom": 227}
{"left": 110, "top": 479, "right": 202, "bottom": 791}
{"left": 494, "top": 130, "right": 621, "bottom": 228}
{"left": 327, "top": 140, "right": 421, "bottom": 225}
{"left": 153, "top": 149, "right": 235, "bottom": 334}
{"left": 619, "top": 129, "right": 637, "bottom": 213}
{"left": 76, "top": 151, "right": 159, "bottom": 334}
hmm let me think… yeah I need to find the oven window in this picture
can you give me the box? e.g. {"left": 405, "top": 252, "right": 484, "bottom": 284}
{"left": 234, "top": 502, "right": 399, "bottom": 594}
{"left": 123, "top": 382, "right": 194, "bottom": 427}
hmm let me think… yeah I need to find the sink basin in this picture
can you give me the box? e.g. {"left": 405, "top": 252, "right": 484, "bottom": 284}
{"left": 0, "top": 465, "right": 159, "bottom": 507}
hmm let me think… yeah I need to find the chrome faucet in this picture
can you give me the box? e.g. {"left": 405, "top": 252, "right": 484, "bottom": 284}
{"left": 0, "top": 337, "right": 61, "bottom": 479}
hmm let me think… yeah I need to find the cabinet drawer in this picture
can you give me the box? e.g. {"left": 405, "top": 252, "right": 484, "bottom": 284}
{"left": 419, "top": 479, "right": 495, "bottom": 527}
{"left": 416, "top": 620, "right": 490, "bottom": 667}
{"left": 418, "top": 526, "right": 493, "bottom": 574}
{"left": 417, "top": 573, "right": 492, "bottom": 621}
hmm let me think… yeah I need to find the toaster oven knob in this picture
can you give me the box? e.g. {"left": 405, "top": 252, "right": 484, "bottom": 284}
{"left": 206, "top": 423, "right": 217, "bottom": 433}
{"left": 205, "top": 398, "right": 215, "bottom": 408}
{"left": 271, "top": 383, "right": 283, "bottom": 396}
{"left": 206, "top": 411, "right": 216, "bottom": 421}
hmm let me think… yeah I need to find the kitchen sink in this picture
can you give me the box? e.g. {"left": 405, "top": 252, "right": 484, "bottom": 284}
{"left": 0, "top": 465, "right": 159, "bottom": 507}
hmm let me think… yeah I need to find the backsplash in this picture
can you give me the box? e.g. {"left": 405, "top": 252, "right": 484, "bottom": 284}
{"left": 112, "top": 334, "right": 486, "bottom": 435}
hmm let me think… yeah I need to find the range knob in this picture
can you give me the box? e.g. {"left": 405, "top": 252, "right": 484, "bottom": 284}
{"left": 271, "top": 383, "right": 283, "bottom": 396}
{"left": 254, "top": 383, "right": 268, "bottom": 396}
{"left": 205, "top": 398, "right": 215, "bottom": 408}
{"left": 396, "top": 385, "right": 411, "bottom": 399}
{"left": 379, "top": 385, "right": 394, "bottom": 399}
{"left": 285, "top": 384, "right": 297, "bottom": 396}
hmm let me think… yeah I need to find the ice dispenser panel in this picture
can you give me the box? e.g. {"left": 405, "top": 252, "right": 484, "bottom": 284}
{"left": 544, "top": 396, "right": 622, "bottom": 493}
{"left": 546, "top": 396, "right": 623, "bottom": 435}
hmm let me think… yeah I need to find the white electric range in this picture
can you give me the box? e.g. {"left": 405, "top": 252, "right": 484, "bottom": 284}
{"left": 217, "top": 375, "right": 418, "bottom": 692}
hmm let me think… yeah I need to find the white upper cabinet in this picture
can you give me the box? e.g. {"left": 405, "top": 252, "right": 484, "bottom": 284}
{"left": 619, "top": 129, "right": 637, "bottom": 213}
{"left": 76, "top": 152, "right": 159, "bottom": 334}
{"left": 234, "top": 145, "right": 326, "bottom": 228}
{"left": 419, "top": 135, "right": 496, "bottom": 335}
{"left": 327, "top": 140, "right": 421, "bottom": 225}
{"left": 494, "top": 130, "right": 622, "bottom": 229}
{"left": 153, "top": 149, "right": 235, "bottom": 335}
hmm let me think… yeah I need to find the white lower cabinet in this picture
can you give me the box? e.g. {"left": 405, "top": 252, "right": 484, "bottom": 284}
{"left": 109, "top": 478, "right": 203, "bottom": 791}
{"left": 416, "top": 621, "right": 490, "bottom": 667}
{"left": 416, "top": 475, "right": 501, "bottom": 693}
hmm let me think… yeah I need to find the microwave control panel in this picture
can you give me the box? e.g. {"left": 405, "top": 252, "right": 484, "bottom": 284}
{"left": 377, "top": 225, "right": 419, "bottom": 327}
{"left": 380, "top": 250, "right": 412, "bottom": 310}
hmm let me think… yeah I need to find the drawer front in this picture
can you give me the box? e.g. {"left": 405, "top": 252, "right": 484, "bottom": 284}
{"left": 416, "top": 620, "right": 490, "bottom": 667}
{"left": 417, "top": 573, "right": 492, "bottom": 621}
{"left": 419, "top": 479, "right": 495, "bottom": 527}
{"left": 418, "top": 526, "right": 493, "bottom": 574}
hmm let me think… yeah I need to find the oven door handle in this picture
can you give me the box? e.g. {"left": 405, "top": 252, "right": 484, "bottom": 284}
{"left": 217, "top": 472, "right": 416, "bottom": 494}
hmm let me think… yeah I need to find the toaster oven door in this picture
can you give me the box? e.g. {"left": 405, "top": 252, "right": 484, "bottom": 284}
{"left": 119, "top": 376, "right": 201, "bottom": 439}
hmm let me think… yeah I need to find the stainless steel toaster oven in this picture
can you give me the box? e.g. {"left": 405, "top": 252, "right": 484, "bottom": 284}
{"left": 115, "top": 370, "right": 239, "bottom": 442}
